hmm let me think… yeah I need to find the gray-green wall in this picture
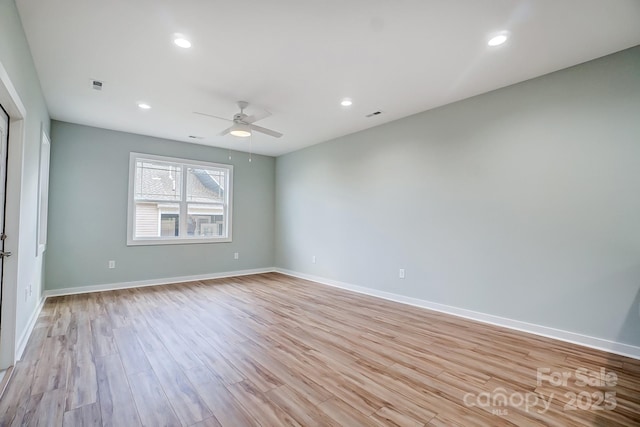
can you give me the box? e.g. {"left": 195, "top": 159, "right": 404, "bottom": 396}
{"left": 46, "top": 122, "right": 275, "bottom": 290}
{"left": 1, "top": 0, "right": 50, "bottom": 350}
{"left": 44, "top": 46, "right": 640, "bottom": 349}
{"left": 276, "top": 46, "right": 640, "bottom": 347}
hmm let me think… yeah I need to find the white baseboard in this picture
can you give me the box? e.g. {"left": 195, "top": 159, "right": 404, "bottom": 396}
{"left": 275, "top": 268, "right": 640, "bottom": 360}
{"left": 16, "top": 297, "right": 46, "bottom": 360}
{"left": 44, "top": 267, "right": 275, "bottom": 298}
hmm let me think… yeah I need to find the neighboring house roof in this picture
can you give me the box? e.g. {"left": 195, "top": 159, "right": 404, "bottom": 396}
{"left": 192, "top": 168, "right": 223, "bottom": 195}
{"left": 135, "top": 162, "right": 224, "bottom": 202}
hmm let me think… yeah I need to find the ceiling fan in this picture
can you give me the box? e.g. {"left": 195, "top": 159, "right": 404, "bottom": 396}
{"left": 194, "top": 101, "right": 283, "bottom": 138}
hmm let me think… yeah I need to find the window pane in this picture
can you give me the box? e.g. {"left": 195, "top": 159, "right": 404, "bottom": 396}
{"left": 160, "top": 214, "right": 179, "bottom": 237}
{"left": 129, "top": 153, "right": 232, "bottom": 245}
{"left": 135, "top": 160, "right": 181, "bottom": 201}
{"left": 186, "top": 167, "right": 225, "bottom": 203}
{"left": 135, "top": 202, "right": 179, "bottom": 237}
{"left": 187, "top": 204, "right": 224, "bottom": 237}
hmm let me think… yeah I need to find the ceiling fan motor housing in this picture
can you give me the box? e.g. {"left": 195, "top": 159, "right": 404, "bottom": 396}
{"left": 234, "top": 113, "right": 248, "bottom": 122}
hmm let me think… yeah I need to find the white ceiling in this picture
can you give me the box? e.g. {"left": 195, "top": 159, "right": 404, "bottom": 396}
{"left": 16, "top": 0, "right": 640, "bottom": 156}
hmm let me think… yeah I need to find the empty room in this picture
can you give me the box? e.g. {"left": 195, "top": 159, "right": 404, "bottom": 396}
{"left": 1, "top": 0, "right": 639, "bottom": 425}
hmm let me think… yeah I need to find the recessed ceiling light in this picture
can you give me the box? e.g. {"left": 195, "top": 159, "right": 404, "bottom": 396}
{"left": 488, "top": 33, "right": 508, "bottom": 47}
{"left": 341, "top": 98, "right": 353, "bottom": 107}
{"left": 174, "top": 37, "right": 191, "bottom": 48}
{"left": 138, "top": 103, "right": 151, "bottom": 110}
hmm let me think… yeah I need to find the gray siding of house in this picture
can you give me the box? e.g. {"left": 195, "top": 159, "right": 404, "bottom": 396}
{"left": 135, "top": 203, "right": 158, "bottom": 237}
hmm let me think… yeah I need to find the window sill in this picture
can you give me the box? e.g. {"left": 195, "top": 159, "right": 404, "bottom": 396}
{"left": 126, "top": 237, "right": 232, "bottom": 246}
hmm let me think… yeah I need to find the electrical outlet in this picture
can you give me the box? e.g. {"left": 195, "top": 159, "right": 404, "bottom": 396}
{"left": 399, "top": 269, "right": 405, "bottom": 279}
{"left": 234, "top": 252, "right": 239, "bottom": 260}
{"left": 312, "top": 255, "right": 316, "bottom": 264}
{"left": 108, "top": 260, "right": 116, "bottom": 269}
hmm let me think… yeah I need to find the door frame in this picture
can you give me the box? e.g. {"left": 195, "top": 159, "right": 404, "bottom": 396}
{"left": 0, "top": 60, "right": 26, "bottom": 369}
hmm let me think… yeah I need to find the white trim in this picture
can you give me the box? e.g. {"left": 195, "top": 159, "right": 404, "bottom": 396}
{"left": 127, "top": 152, "right": 233, "bottom": 246}
{"left": 44, "top": 267, "right": 275, "bottom": 297}
{"left": 0, "top": 60, "right": 27, "bottom": 369}
{"left": 0, "top": 366, "right": 13, "bottom": 399}
{"left": 275, "top": 268, "right": 640, "bottom": 360}
{"left": 36, "top": 130, "right": 50, "bottom": 256}
{"left": 16, "top": 297, "right": 45, "bottom": 360}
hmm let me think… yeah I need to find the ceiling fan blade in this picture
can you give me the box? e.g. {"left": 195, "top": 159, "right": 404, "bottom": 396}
{"left": 243, "top": 110, "right": 272, "bottom": 124}
{"left": 249, "top": 124, "right": 283, "bottom": 138}
{"left": 193, "top": 111, "right": 232, "bottom": 122}
{"left": 218, "top": 126, "right": 233, "bottom": 136}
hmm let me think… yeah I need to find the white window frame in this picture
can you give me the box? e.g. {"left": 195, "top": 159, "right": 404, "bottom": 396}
{"left": 127, "top": 152, "right": 233, "bottom": 245}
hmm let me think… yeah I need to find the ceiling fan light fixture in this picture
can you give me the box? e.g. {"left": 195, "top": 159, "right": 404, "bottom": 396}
{"left": 230, "top": 123, "right": 252, "bottom": 137}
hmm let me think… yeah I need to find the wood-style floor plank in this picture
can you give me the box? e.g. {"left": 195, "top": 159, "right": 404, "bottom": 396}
{"left": 0, "top": 272, "right": 638, "bottom": 426}
{"left": 31, "top": 336, "right": 68, "bottom": 396}
{"left": 227, "top": 379, "right": 301, "bottom": 426}
{"left": 318, "top": 397, "right": 377, "bottom": 426}
{"left": 62, "top": 402, "right": 102, "bottom": 427}
{"left": 189, "top": 417, "right": 223, "bottom": 427}
{"left": 127, "top": 370, "right": 181, "bottom": 427}
{"left": 22, "top": 388, "right": 66, "bottom": 427}
{"left": 369, "top": 405, "right": 426, "bottom": 427}
{"left": 190, "top": 381, "right": 257, "bottom": 427}
{"left": 144, "top": 349, "right": 212, "bottom": 426}
{"left": 64, "top": 344, "right": 97, "bottom": 411}
{"left": 95, "top": 354, "right": 141, "bottom": 427}
{"left": 90, "top": 315, "right": 118, "bottom": 357}
{"left": 0, "top": 361, "right": 37, "bottom": 426}
{"left": 266, "top": 384, "right": 342, "bottom": 427}
{"left": 112, "top": 327, "right": 153, "bottom": 376}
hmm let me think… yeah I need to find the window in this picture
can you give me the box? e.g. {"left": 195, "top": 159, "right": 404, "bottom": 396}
{"left": 127, "top": 153, "right": 233, "bottom": 245}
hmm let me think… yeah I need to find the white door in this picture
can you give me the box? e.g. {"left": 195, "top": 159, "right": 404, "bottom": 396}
{"left": 0, "top": 104, "right": 9, "bottom": 337}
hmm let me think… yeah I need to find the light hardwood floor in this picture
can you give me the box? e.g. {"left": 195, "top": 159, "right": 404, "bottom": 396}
{"left": 0, "top": 273, "right": 638, "bottom": 426}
